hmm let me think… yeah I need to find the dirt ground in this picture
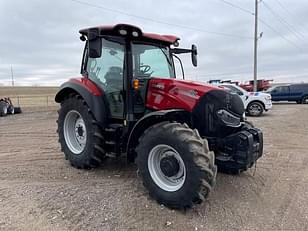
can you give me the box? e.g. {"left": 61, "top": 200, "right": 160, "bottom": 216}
{"left": 0, "top": 104, "right": 307, "bottom": 231}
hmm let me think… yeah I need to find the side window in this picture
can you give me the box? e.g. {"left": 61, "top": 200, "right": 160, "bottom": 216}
{"left": 87, "top": 38, "right": 125, "bottom": 91}
{"left": 277, "top": 86, "right": 289, "bottom": 94}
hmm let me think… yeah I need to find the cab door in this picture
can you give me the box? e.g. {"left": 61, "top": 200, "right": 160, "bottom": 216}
{"left": 86, "top": 37, "right": 126, "bottom": 119}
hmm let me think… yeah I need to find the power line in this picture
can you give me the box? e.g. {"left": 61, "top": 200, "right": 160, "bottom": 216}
{"left": 258, "top": 18, "right": 304, "bottom": 51}
{"left": 273, "top": 0, "right": 308, "bottom": 34}
{"left": 216, "top": 0, "right": 254, "bottom": 15}
{"left": 262, "top": 1, "right": 306, "bottom": 42}
{"left": 71, "top": 0, "right": 253, "bottom": 39}
{"left": 215, "top": 0, "right": 307, "bottom": 50}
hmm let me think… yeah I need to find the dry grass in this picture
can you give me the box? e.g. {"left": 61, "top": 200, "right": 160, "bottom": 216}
{"left": 0, "top": 86, "right": 59, "bottom": 108}
{"left": 0, "top": 86, "right": 58, "bottom": 97}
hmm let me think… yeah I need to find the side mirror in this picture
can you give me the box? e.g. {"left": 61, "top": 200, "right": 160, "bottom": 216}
{"left": 191, "top": 44, "right": 197, "bottom": 67}
{"left": 88, "top": 33, "right": 102, "bottom": 58}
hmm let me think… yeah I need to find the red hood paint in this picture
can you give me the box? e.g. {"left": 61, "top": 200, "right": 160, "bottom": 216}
{"left": 146, "top": 78, "right": 221, "bottom": 112}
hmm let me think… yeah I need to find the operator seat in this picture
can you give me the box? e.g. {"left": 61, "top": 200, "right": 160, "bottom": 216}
{"left": 104, "top": 66, "right": 123, "bottom": 118}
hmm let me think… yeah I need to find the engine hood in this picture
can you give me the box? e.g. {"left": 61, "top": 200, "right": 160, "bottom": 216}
{"left": 146, "top": 78, "right": 221, "bottom": 112}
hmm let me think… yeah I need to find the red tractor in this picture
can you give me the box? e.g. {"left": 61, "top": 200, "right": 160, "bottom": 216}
{"left": 55, "top": 24, "right": 263, "bottom": 209}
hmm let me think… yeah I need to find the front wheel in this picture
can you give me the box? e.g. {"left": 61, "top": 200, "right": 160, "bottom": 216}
{"left": 136, "top": 122, "right": 217, "bottom": 209}
{"left": 247, "top": 101, "right": 264, "bottom": 116}
{"left": 7, "top": 105, "right": 14, "bottom": 114}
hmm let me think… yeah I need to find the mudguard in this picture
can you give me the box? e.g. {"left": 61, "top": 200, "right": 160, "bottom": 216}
{"left": 126, "top": 109, "right": 191, "bottom": 161}
{"left": 55, "top": 78, "right": 109, "bottom": 128}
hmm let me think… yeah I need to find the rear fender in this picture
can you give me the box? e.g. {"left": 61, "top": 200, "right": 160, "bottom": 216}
{"left": 55, "top": 78, "right": 109, "bottom": 128}
{"left": 126, "top": 109, "right": 191, "bottom": 162}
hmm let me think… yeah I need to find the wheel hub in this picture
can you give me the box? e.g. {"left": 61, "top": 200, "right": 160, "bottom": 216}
{"left": 63, "top": 110, "right": 87, "bottom": 155}
{"left": 148, "top": 144, "right": 186, "bottom": 192}
{"left": 160, "top": 156, "right": 180, "bottom": 177}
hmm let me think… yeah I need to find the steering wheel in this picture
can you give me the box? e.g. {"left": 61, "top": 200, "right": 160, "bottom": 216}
{"left": 140, "top": 64, "right": 153, "bottom": 76}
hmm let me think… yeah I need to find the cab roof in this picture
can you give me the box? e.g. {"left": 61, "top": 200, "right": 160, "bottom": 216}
{"left": 79, "top": 23, "right": 179, "bottom": 45}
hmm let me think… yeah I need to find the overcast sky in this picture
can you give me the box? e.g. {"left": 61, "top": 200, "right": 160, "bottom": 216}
{"left": 0, "top": 0, "right": 307, "bottom": 86}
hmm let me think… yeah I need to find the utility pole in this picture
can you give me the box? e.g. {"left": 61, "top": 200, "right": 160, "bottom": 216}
{"left": 253, "top": 0, "right": 259, "bottom": 92}
{"left": 11, "top": 65, "right": 14, "bottom": 87}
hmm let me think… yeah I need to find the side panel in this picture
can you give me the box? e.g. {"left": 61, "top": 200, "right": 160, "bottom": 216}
{"left": 146, "top": 78, "right": 219, "bottom": 112}
{"left": 55, "top": 77, "right": 109, "bottom": 127}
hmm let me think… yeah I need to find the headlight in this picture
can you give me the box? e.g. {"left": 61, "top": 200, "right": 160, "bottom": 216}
{"left": 216, "top": 109, "right": 241, "bottom": 127}
{"left": 265, "top": 95, "right": 271, "bottom": 100}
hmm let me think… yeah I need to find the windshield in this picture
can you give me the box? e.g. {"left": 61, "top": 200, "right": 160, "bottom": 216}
{"left": 132, "top": 43, "right": 175, "bottom": 79}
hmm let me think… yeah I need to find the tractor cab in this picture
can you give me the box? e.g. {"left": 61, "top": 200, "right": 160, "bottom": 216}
{"left": 79, "top": 24, "right": 196, "bottom": 121}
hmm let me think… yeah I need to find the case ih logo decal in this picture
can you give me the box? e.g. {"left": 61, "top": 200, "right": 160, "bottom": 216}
{"left": 173, "top": 88, "right": 199, "bottom": 99}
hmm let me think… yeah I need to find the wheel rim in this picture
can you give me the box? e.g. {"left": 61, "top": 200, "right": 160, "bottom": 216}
{"left": 303, "top": 97, "right": 308, "bottom": 104}
{"left": 249, "top": 104, "right": 262, "bottom": 115}
{"left": 148, "top": 144, "right": 186, "bottom": 192}
{"left": 63, "top": 110, "right": 87, "bottom": 154}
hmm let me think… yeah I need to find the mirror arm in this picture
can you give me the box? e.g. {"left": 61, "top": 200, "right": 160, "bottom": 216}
{"left": 170, "top": 48, "right": 192, "bottom": 54}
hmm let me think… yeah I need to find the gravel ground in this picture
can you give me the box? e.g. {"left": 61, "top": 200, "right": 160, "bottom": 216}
{"left": 0, "top": 104, "right": 307, "bottom": 231}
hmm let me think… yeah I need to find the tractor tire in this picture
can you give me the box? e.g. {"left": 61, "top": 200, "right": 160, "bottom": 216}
{"left": 57, "top": 94, "right": 106, "bottom": 169}
{"left": 7, "top": 105, "right": 14, "bottom": 114}
{"left": 14, "top": 107, "right": 22, "bottom": 114}
{"left": 0, "top": 102, "right": 8, "bottom": 117}
{"left": 301, "top": 96, "right": 308, "bottom": 104}
{"left": 136, "top": 122, "right": 217, "bottom": 209}
{"left": 247, "top": 101, "right": 264, "bottom": 116}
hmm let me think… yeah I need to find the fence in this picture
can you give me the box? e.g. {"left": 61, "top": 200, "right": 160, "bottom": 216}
{"left": 9, "top": 95, "right": 58, "bottom": 108}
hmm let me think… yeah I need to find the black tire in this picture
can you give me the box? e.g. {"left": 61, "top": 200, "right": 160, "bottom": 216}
{"left": 14, "top": 107, "right": 22, "bottom": 114}
{"left": 0, "top": 102, "right": 8, "bottom": 117}
{"left": 57, "top": 94, "right": 106, "bottom": 169}
{"left": 247, "top": 101, "right": 264, "bottom": 116}
{"left": 7, "top": 105, "right": 14, "bottom": 114}
{"left": 301, "top": 96, "right": 308, "bottom": 104}
{"left": 136, "top": 122, "right": 217, "bottom": 209}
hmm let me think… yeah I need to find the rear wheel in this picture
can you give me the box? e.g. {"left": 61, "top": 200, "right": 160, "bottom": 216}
{"left": 302, "top": 96, "right": 308, "bottom": 104}
{"left": 0, "top": 102, "right": 8, "bottom": 117}
{"left": 57, "top": 94, "right": 106, "bottom": 169}
{"left": 136, "top": 122, "right": 217, "bottom": 209}
{"left": 247, "top": 101, "right": 264, "bottom": 116}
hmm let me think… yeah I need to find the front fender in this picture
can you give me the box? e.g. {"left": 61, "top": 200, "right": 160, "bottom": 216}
{"left": 55, "top": 78, "right": 109, "bottom": 128}
{"left": 126, "top": 109, "right": 191, "bottom": 162}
